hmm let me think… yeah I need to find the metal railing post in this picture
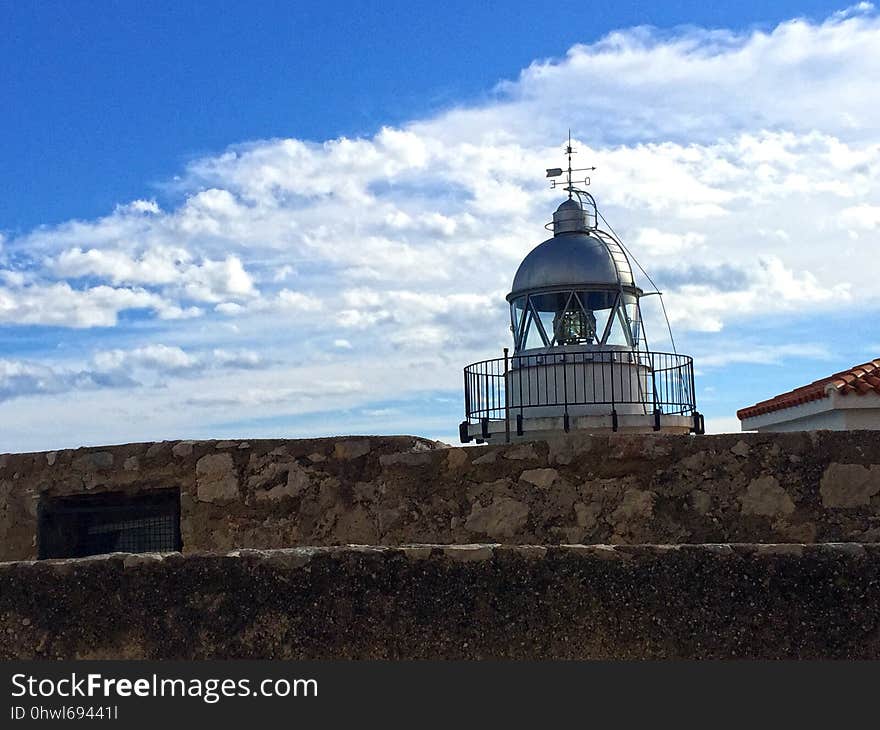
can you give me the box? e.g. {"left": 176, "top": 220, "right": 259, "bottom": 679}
{"left": 561, "top": 351, "right": 569, "bottom": 432}
{"left": 518, "top": 353, "right": 525, "bottom": 425}
{"left": 463, "top": 367, "right": 471, "bottom": 422}
{"left": 650, "top": 352, "right": 661, "bottom": 430}
{"left": 610, "top": 351, "right": 618, "bottom": 432}
{"left": 503, "top": 348, "right": 511, "bottom": 443}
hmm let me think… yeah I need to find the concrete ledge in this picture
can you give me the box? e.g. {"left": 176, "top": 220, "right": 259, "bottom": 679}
{"left": 466, "top": 412, "right": 694, "bottom": 441}
{"left": 3, "top": 543, "right": 880, "bottom": 659}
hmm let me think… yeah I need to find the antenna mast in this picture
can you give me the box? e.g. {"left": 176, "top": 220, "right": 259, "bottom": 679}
{"left": 546, "top": 133, "right": 595, "bottom": 198}
{"left": 566, "top": 129, "right": 574, "bottom": 199}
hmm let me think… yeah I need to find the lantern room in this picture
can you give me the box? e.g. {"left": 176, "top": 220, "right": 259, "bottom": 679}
{"left": 509, "top": 197, "right": 642, "bottom": 353}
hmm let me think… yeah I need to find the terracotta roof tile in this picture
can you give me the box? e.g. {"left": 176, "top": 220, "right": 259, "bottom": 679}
{"left": 737, "top": 359, "right": 880, "bottom": 420}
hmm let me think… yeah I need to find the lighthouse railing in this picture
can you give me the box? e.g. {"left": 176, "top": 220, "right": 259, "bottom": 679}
{"left": 462, "top": 350, "right": 696, "bottom": 425}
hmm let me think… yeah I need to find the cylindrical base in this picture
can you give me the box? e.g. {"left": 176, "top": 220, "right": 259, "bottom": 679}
{"left": 462, "top": 411, "right": 696, "bottom": 443}
{"left": 507, "top": 356, "right": 652, "bottom": 418}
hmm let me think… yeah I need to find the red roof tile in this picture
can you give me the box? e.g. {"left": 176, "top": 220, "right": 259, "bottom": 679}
{"left": 737, "top": 359, "right": 880, "bottom": 420}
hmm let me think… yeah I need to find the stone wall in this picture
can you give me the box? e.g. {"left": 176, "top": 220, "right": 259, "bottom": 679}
{"left": 3, "top": 431, "right": 880, "bottom": 560}
{"left": 2, "top": 544, "right": 879, "bottom": 660}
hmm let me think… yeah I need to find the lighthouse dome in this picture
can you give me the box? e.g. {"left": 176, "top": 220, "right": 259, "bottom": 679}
{"left": 508, "top": 200, "right": 636, "bottom": 299}
{"left": 509, "top": 233, "right": 634, "bottom": 297}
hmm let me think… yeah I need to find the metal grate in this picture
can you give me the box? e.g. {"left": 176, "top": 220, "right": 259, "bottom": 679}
{"left": 38, "top": 489, "right": 181, "bottom": 559}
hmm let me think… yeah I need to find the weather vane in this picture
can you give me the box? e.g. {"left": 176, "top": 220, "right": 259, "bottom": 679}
{"left": 545, "top": 130, "right": 596, "bottom": 199}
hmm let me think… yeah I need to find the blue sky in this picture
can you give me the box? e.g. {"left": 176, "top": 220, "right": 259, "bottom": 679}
{"left": 1, "top": 1, "right": 879, "bottom": 450}
{"left": 1, "top": 0, "right": 855, "bottom": 229}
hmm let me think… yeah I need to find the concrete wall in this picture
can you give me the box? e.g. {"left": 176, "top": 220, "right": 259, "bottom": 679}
{"left": 741, "top": 391, "right": 880, "bottom": 432}
{"left": 5, "top": 431, "right": 880, "bottom": 560}
{"left": 2, "top": 544, "right": 879, "bottom": 660}
{"left": 843, "top": 409, "right": 880, "bottom": 429}
{"left": 743, "top": 408, "right": 848, "bottom": 432}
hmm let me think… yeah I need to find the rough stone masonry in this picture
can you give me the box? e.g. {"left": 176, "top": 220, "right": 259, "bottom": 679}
{"left": 3, "top": 430, "right": 880, "bottom": 658}
{"left": 3, "top": 431, "right": 880, "bottom": 560}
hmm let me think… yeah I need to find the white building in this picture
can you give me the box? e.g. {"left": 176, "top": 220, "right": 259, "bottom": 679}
{"left": 738, "top": 359, "right": 880, "bottom": 432}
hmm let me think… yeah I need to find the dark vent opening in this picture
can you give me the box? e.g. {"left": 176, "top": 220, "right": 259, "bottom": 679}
{"left": 38, "top": 489, "right": 182, "bottom": 559}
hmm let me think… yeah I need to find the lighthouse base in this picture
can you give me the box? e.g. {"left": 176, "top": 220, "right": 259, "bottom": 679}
{"left": 460, "top": 411, "right": 701, "bottom": 443}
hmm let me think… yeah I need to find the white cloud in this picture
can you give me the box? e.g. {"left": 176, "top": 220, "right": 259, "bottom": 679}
{"left": 273, "top": 264, "right": 295, "bottom": 282}
{"left": 427, "top": 3, "right": 880, "bottom": 146}
{"left": 660, "top": 256, "right": 851, "bottom": 333}
{"left": 697, "top": 343, "right": 832, "bottom": 369}
{"left": 185, "top": 380, "right": 363, "bottom": 408}
{"left": 0, "top": 280, "right": 201, "bottom": 328}
{"left": 50, "top": 248, "right": 256, "bottom": 303}
{"left": 841, "top": 204, "right": 880, "bottom": 230}
{"left": 117, "top": 199, "right": 161, "bottom": 215}
{"left": 211, "top": 349, "right": 267, "bottom": 369}
{"left": 0, "top": 358, "right": 134, "bottom": 401}
{"left": 0, "top": 345, "right": 268, "bottom": 403}
{"left": 92, "top": 344, "right": 201, "bottom": 374}
{"left": 632, "top": 228, "right": 706, "bottom": 256}
{"left": 213, "top": 288, "right": 323, "bottom": 319}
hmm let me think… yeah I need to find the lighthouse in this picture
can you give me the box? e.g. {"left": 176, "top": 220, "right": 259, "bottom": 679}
{"left": 460, "top": 139, "right": 704, "bottom": 443}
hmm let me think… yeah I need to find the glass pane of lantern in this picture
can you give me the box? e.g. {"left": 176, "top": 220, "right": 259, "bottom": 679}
{"left": 579, "top": 291, "right": 616, "bottom": 344}
{"left": 537, "top": 309, "right": 556, "bottom": 344}
{"left": 522, "top": 310, "right": 547, "bottom": 350}
{"left": 624, "top": 298, "right": 641, "bottom": 348}
{"left": 528, "top": 292, "right": 566, "bottom": 347}
{"left": 511, "top": 296, "right": 527, "bottom": 346}
{"left": 604, "top": 306, "right": 632, "bottom": 346}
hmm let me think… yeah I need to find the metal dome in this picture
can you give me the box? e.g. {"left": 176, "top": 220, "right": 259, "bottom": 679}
{"left": 508, "top": 231, "right": 636, "bottom": 298}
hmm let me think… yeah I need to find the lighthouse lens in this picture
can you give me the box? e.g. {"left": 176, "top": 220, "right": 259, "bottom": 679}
{"left": 554, "top": 305, "right": 596, "bottom": 345}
